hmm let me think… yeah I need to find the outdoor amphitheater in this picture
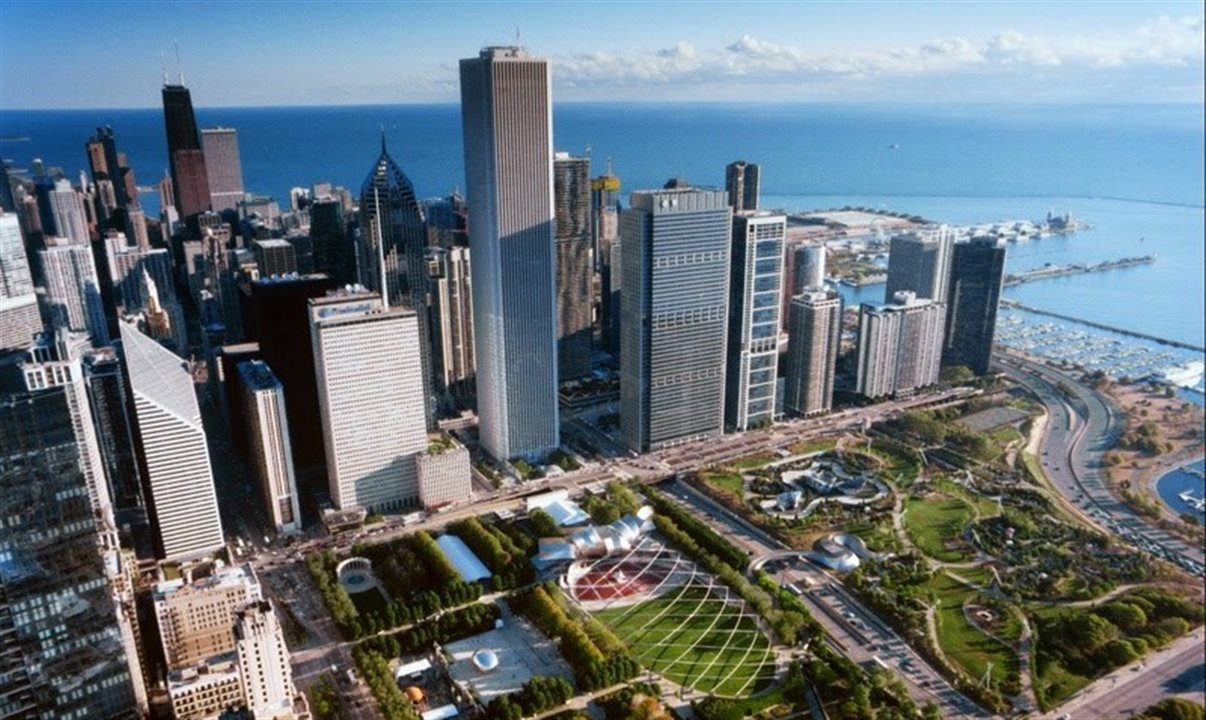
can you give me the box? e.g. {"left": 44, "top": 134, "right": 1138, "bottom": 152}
{"left": 562, "top": 537, "right": 777, "bottom": 698}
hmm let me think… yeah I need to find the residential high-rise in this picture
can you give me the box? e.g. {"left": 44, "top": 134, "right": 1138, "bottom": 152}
{"left": 39, "top": 241, "right": 108, "bottom": 342}
{"left": 856, "top": 291, "right": 946, "bottom": 399}
{"left": 0, "top": 213, "right": 41, "bottom": 351}
{"left": 459, "top": 46, "right": 560, "bottom": 461}
{"left": 884, "top": 226, "right": 954, "bottom": 302}
{"left": 48, "top": 178, "right": 89, "bottom": 244}
{"left": 153, "top": 563, "right": 261, "bottom": 672}
{"left": 252, "top": 238, "right": 298, "bottom": 277}
{"left": 725, "top": 160, "right": 760, "bottom": 212}
{"left": 120, "top": 322, "right": 225, "bottom": 560}
{"left": 238, "top": 360, "right": 301, "bottom": 534}
{"left": 235, "top": 600, "right": 298, "bottom": 720}
{"left": 553, "top": 152, "right": 593, "bottom": 381}
{"left": 427, "top": 245, "right": 475, "bottom": 398}
{"left": 591, "top": 169, "right": 622, "bottom": 354}
{"left": 943, "top": 237, "right": 1007, "bottom": 375}
{"left": 310, "top": 197, "right": 355, "bottom": 285}
{"left": 725, "top": 210, "right": 786, "bottom": 431}
{"left": 358, "top": 136, "right": 436, "bottom": 427}
{"left": 0, "top": 386, "right": 140, "bottom": 718}
{"left": 797, "top": 244, "right": 826, "bottom": 291}
{"left": 620, "top": 185, "right": 731, "bottom": 452}
{"left": 784, "top": 290, "right": 842, "bottom": 416}
{"left": 200, "top": 127, "right": 245, "bottom": 213}
{"left": 309, "top": 291, "right": 427, "bottom": 511}
{"left": 162, "top": 82, "right": 211, "bottom": 219}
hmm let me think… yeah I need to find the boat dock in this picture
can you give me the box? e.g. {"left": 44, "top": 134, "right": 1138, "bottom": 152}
{"left": 1000, "top": 300, "right": 1206, "bottom": 354}
{"left": 1003, "top": 255, "right": 1156, "bottom": 287}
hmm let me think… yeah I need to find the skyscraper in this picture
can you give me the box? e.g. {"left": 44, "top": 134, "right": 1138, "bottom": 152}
{"left": 39, "top": 241, "right": 108, "bottom": 342}
{"left": 797, "top": 244, "right": 826, "bottom": 291}
{"left": 620, "top": 184, "right": 731, "bottom": 452}
{"left": 309, "top": 197, "right": 355, "bottom": 285}
{"left": 309, "top": 291, "right": 427, "bottom": 511}
{"left": 459, "top": 46, "right": 559, "bottom": 461}
{"left": 162, "top": 82, "right": 211, "bottom": 219}
{"left": 235, "top": 600, "right": 298, "bottom": 719}
{"left": 725, "top": 160, "right": 760, "bottom": 212}
{"left": 82, "top": 347, "right": 148, "bottom": 531}
{"left": 252, "top": 238, "right": 298, "bottom": 277}
{"left": 0, "top": 213, "right": 41, "bottom": 351}
{"left": 784, "top": 290, "right": 842, "bottom": 416}
{"left": 238, "top": 360, "right": 301, "bottom": 534}
{"left": 942, "top": 237, "right": 1007, "bottom": 375}
{"left": 427, "top": 245, "right": 475, "bottom": 398}
{"left": 591, "top": 168, "right": 622, "bottom": 354}
{"left": 120, "top": 322, "right": 225, "bottom": 560}
{"left": 553, "top": 152, "right": 593, "bottom": 381}
{"left": 48, "top": 178, "right": 89, "bottom": 244}
{"left": 856, "top": 291, "right": 946, "bottom": 399}
{"left": 884, "top": 226, "right": 954, "bottom": 303}
{"left": 358, "top": 137, "right": 436, "bottom": 427}
{"left": 0, "top": 386, "right": 140, "bottom": 718}
{"left": 200, "top": 127, "right": 245, "bottom": 213}
{"left": 725, "top": 210, "right": 786, "bottom": 431}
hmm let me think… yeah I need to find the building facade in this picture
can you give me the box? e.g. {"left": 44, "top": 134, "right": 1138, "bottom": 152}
{"left": 725, "top": 160, "right": 760, "bottom": 212}
{"left": 427, "top": 245, "right": 475, "bottom": 398}
{"left": 162, "top": 82, "right": 211, "bottom": 220}
{"left": 856, "top": 291, "right": 946, "bottom": 399}
{"left": 309, "top": 197, "right": 355, "bottom": 285}
{"left": 200, "top": 127, "right": 245, "bottom": 213}
{"left": 725, "top": 211, "right": 786, "bottom": 431}
{"left": 252, "top": 238, "right": 298, "bottom": 277}
{"left": 153, "top": 563, "right": 262, "bottom": 672}
{"left": 238, "top": 360, "right": 302, "bottom": 534}
{"left": 884, "top": 226, "right": 955, "bottom": 303}
{"left": 460, "top": 46, "right": 560, "bottom": 461}
{"left": 784, "top": 290, "right": 842, "bottom": 416}
{"left": 620, "top": 185, "right": 731, "bottom": 452}
{"left": 235, "top": 600, "right": 298, "bottom": 720}
{"left": 591, "top": 170, "right": 622, "bottom": 354}
{"left": 943, "top": 237, "right": 1007, "bottom": 375}
{"left": 416, "top": 439, "right": 472, "bottom": 509}
{"left": 48, "top": 178, "right": 89, "bottom": 244}
{"left": 39, "top": 241, "right": 108, "bottom": 341}
{"left": 553, "top": 153, "right": 593, "bottom": 381}
{"left": 83, "top": 347, "right": 148, "bottom": 531}
{"left": 0, "top": 213, "right": 41, "bottom": 352}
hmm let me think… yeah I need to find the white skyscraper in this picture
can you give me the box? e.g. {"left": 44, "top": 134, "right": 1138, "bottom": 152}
{"left": 120, "top": 322, "right": 225, "bottom": 561}
{"left": 49, "top": 178, "right": 90, "bottom": 245}
{"left": 40, "top": 242, "right": 109, "bottom": 342}
{"left": 310, "top": 291, "right": 427, "bottom": 512}
{"left": 201, "top": 127, "right": 245, "bottom": 213}
{"left": 235, "top": 600, "right": 298, "bottom": 720}
{"left": 460, "top": 46, "right": 560, "bottom": 461}
{"left": 238, "top": 360, "right": 301, "bottom": 534}
{"left": 0, "top": 212, "right": 41, "bottom": 351}
{"left": 856, "top": 291, "right": 946, "bottom": 399}
{"left": 726, "top": 210, "right": 786, "bottom": 432}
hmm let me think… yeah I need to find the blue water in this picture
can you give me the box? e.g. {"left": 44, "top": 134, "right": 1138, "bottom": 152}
{"left": 2, "top": 102, "right": 1203, "bottom": 345}
{"left": 1156, "top": 458, "right": 1206, "bottom": 519}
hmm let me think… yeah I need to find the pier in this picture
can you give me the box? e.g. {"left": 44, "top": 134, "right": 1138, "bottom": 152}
{"left": 1000, "top": 299, "right": 1206, "bottom": 354}
{"left": 1003, "top": 255, "right": 1156, "bottom": 287}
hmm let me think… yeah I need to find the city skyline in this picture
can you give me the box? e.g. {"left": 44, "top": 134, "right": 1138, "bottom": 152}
{"left": 1, "top": 1, "right": 1203, "bottom": 109}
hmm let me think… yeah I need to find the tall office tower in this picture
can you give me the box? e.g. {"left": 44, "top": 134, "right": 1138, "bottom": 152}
{"left": 0, "top": 163, "right": 17, "bottom": 213}
{"left": 252, "top": 238, "right": 298, "bottom": 277}
{"left": 83, "top": 347, "right": 149, "bottom": 531}
{"left": 590, "top": 169, "right": 622, "bottom": 353}
{"left": 120, "top": 322, "right": 225, "bottom": 560}
{"left": 553, "top": 152, "right": 593, "bottom": 381}
{"left": 725, "top": 211, "right": 785, "bottom": 431}
{"left": 104, "top": 241, "right": 188, "bottom": 351}
{"left": 162, "top": 82, "right": 211, "bottom": 219}
{"left": 310, "top": 291, "right": 427, "bottom": 511}
{"left": 48, "top": 178, "right": 89, "bottom": 244}
{"left": 884, "top": 226, "right": 955, "bottom": 303}
{"left": 784, "top": 290, "right": 842, "bottom": 416}
{"left": 620, "top": 185, "right": 732, "bottom": 452}
{"left": 153, "top": 564, "right": 261, "bottom": 671}
{"left": 424, "top": 190, "right": 469, "bottom": 248}
{"left": 459, "top": 46, "right": 560, "bottom": 461}
{"left": 357, "top": 137, "right": 436, "bottom": 427}
{"left": 725, "top": 160, "right": 760, "bottom": 212}
{"left": 797, "top": 244, "right": 826, "bottom": 291}
{"left": 308, "top": 198, "right": 354, "bottom": 285}
{"left": 942, "top": 237, "right": 1006, "bottom": 375}
{"left": 39, "top": 242, "right": 108, "bottom": 341}
{"left": 238, "top": 361, "right": 301, "bottom": 534}
{"left": 235, "top": 600, "right": 298, "bottom": 719}
{"left": 124, "top": 205, "right": 151, "bottom": 251}
{"left": 427, "top": 245, "right": 475, "bottom": 398}
{"left": 85, "top": 125, "right": 130, "bottom": 209}
{"left": 0, "top": 387, "right": 139, "bottom": 718}
{"left": 856, "top": 291, "right": 946, "bottom": 399}
{"left": 0, "top": 213, "right": 41, "bottom": 351}
{"left": 200, "top": 127, "right": 245, "bottom": 213}
{"left": 159, "top": 171, "right": 175, "bottom": 210}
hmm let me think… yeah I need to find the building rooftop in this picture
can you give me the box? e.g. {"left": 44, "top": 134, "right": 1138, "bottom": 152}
{"left": 252, "top": 238, "right": 292, "bottom": 249}
{"left": 236, "top": 360, "right": 282, "bottom": 392}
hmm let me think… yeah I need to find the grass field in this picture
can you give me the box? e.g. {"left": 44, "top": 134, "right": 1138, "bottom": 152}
{"left": 789, "top": 438, "right": 837, "bottom": 457}
{"left": 904, "top": 494, "right": 974, "bottom": 562}
{"left": 593, "top": 584, "right": 776, "bottom": 697}
{"left": 699, "top": 471, "right": 744, "bottom": 498}
{"left": 925, "top": 573, "right": 1019, "bottom": 691}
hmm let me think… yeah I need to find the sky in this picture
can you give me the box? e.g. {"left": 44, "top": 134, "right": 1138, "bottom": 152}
{"left": 1, "top": 1, "right": 1203, "bottom": 108}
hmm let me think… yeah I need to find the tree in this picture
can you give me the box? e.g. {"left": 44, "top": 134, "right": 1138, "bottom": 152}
{"left": 529, "top": 508, "right": 561, "bottom": 538}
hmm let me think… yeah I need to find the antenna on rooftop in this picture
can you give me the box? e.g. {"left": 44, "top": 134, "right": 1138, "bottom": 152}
{"left": 515, "top": 26, "right": 521, "bottom": 44}
{"left": 173, "top": 40, "right": 183, "bottom": 85}
{"left": 160, "top": 49, "right": 168, "bottom": 85}
{"left": 606, "top": 157, "right": 614, "bottom": 176}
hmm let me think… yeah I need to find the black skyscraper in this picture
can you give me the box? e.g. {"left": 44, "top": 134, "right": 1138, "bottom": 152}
{"left": 161, "top": 83, "right": 210, "bottom": 219}
{"left": 310, "top": 198, "right": 355, "bottom": 285}
{"left": 942, "top": 237, "right": 1006, "bottom": 375}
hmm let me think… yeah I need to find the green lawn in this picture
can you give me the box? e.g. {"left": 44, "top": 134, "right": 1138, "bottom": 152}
{"left": 789, "top": 438, "right": 837, "bottom": 456}
{"left": 925, "top": 573, "right": 1019, "bottom": 691}
{"left": 933, "top": 476, "right": 1001, "bottom": 519}
{"left": 904, "top": 494, "right": 974, "bottom": 562}
{"left": 593, "top": 585, "right": 776, "bottom": 698}
{"left": 700, "top": 471, "right": 745, "bottom": 498}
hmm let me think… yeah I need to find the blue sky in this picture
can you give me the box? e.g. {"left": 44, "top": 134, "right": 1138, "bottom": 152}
{"left": 2, "top": 1, "right": 1202, "bottom": 108}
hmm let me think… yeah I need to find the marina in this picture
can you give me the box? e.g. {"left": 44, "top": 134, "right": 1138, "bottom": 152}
{"left": 1156, "top": 459, "right": 1206, "bottom": 519}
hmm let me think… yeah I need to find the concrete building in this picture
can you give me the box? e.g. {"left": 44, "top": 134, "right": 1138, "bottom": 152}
{"left": 620, "top": 185, "right": 731, "bottom": 452}
{"left": 416, "top": 437, "right": 472, "bottom": 509}
{"left": 166, "top": 653, "right": 243, "bottom": 720}
{"left": 725, "top": 160, "right": 760, "bottom": 212}
{"left": 252, "top": 238, "right": 298, "bottom": 277}
{"left": 725, "top": 210, "right": 786, "bottom": 431}
{"left": 460, "top": 46, "right": 560, "bottom": 461}
{"left": 784, "top": 290, "right": 842, "bottom": 416}
{"left": 796, "top": 244, "right": 826, "bottom": 291}
{"left": 427, "top": 245, "right": 475, "bottom": 398}
{"left": 48, "top": 178, "right": 89, "bottom": 244}
{"left": 39, "top": 241, "right": 108, "bottom": 341}
{"left": 310, "top": 291, "right": 427, "bottom": 512}
{"left": 0, "top": 212, "right": 41, "bottom": 351}
{"left": 856, "top": 291, "right": 946, "bottom": 399}
{"left": 943, "top": 237, "right": 1007, "bottom": 375}
{"left": 121, "top": 322, "right": 226, "bottom": 561}
{"left": 884, "top": 226, "right": 954, "bottom": 303}
{"left": 553, "top": 152, "right": 593, "bottom": 381}
{"left": 153, "top": 563, "right": 261, "bottom": 672}
{"left": 591, "top": 170, "right": 622, "bottom": 354}
{"left": 238, "top": 360, "right": 301, "bottom": 534}
{"left": 105, "top": 239, "right": 188, "bottom": 354}
{"left": 201, "top": 127, "right": 245, "bottom": 213}
{"left": 235, "top": 600, "right": 298, "bottom": 720}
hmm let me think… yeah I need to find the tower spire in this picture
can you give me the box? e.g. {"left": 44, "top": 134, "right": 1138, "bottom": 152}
{"left": 380, "top": 126, "right": 387, "bottom": 155}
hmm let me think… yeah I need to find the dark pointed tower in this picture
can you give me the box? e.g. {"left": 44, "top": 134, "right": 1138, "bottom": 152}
{"left": 358, "top": 135, "right": 436, "bottom": 427}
